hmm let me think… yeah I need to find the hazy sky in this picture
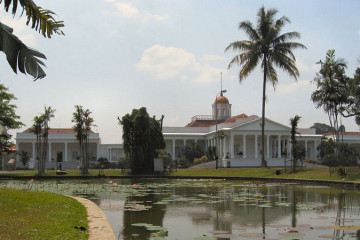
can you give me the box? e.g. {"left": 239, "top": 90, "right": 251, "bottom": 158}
{"left": 1, "top": 0, "right": 360, "bottom": 143}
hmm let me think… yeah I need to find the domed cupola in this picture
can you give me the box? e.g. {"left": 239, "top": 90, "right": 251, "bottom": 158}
{"left": 212, "top": 92, "right": 232, "bottom": 120}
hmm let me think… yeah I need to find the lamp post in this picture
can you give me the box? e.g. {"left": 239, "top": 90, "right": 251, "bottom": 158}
{"left": 215, "top": 89, "right": 227, "bottom": 169}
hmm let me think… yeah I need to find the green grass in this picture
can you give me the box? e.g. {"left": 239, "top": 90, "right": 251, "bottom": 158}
{"left": 1, "top": 167, "right": 359, "bottom": 182}
{"left": 171, "top": 167, "right": 360, "bottom": 182}
{"left": 0, "top": 188, "right": 88, "bottom": 240}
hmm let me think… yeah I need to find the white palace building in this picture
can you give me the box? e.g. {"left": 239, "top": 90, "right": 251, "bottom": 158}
{"left": 12, "top": 92, "right": 360, "bottom": 170}
{"left": 163, "top": 92, "right": 323, "bottom": 167}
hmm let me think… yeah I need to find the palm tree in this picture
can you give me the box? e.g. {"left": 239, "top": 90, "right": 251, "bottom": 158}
{"left": 225, "top": 6, "right": 306, "bottom": 167}
{"left": 0, "top": 0, "right": 64, "bottom": 80}
{"left": 31, "top": 106, "right": 55, "bottom": 175}
{"left": 72, "top": 105, "right": 95, "bottom": 175}
{"left": 290, "top": 115, "right": 301, "bottom": 172}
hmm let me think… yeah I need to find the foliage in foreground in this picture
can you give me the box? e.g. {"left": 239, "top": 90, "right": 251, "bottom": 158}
{"left": 0, "top": 188, "right": 88, "bottom": 240}
{"left": 0, "top": 0, "right": 64, "bottom": 80}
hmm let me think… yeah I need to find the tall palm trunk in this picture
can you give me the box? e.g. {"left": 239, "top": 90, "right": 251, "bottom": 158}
{"left": 261, "top": 56, "right": 268, "bottom": 167}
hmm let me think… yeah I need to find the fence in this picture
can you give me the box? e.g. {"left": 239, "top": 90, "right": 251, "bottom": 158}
{"left": 329, "top": 166, "right": 360, "bottom": 176}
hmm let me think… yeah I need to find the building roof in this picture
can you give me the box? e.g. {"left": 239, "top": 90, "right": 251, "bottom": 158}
{"left": 214, "top": 95, "right": 229, "bottom": 104}
{"left": 185, "top": 120, "right": 218, "bottom": 127}
{"left": 222, "top": 113, "right": 249, "bottom": 123}
{"left": 22, "top": 128, "right": 95, "bottom": 134}
{"left": 322, "top": 132, "right": 360, "bottom": 136}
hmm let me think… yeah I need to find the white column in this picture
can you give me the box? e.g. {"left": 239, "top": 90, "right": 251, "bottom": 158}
{"left": 305, "top": 140, "right": 308, "bottom": 158}
{"left": 172, "top": 139, "right": 176, "bottom": 160}
{"left": 243, "top": 135, "right": 247, "bottom": 159}
{"left": 96, "top": 142, "right": 99, "bottom": 161}
{"left": 195, "top": 139, "right": 198, "bottom": 144}
{"left": 16, "top": 142, "right": 20, "bottom": 163}
{"left": 287, "top": 138, "right": 291, "bottom": 158}
{"left": 266, "top": 135, "right": 270, "bottom": 159}
{"left": 314, "top": 140, "right": 317, "bottom": 159}
{"left": 32, "top": 142, "right": 35, "bottom": 159}
{"left": 48, "top": 142, "right": 52, "bottom": 162}
{"left": 109, "top": 148, "right": 112, "bottom": 162}
{"left": 183, "top": 139, "right": 187, "bottom": 147}
{"left": 64, "top": 142, "right": 68, "bottom": 162}
{"left": 230, "top": 133, "right": 234, "bottom": 158}
{"left": 223, "top": 136, "right": 227, "bottom": 159}
{"left": 277, "top": 135, "right": 281, "bottom": 159}
{"left": 255, "top": 135, "right": 258, "bottom": 158}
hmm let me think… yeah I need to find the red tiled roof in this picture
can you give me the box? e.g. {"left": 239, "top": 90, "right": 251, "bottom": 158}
{"left": 322, "top": 132, "right": 360, "bottom": 136}
{"left": 22, "top": 128, "right": 94, "bottom": 134}
{"left": 222, "top": 113, "right": 249, "bottom": 123}
{"left": 9, "top": 144, "right": 16, "bottom": 150}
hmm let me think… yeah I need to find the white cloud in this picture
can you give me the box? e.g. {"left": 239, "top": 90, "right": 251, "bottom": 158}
{"left": 276, "top": 80, "right": 316, "bottom": 95}
{"left": 114, "top": 2, "right": 140, "bottom": 18}
{"left": 106, "top": 1, "right": 168, "bottom": 21}
{"left": 136, "top": 45, "right": 226, "bottom": 83}
{"left": 1, "top": 17, "right": 37, "bottom": 47}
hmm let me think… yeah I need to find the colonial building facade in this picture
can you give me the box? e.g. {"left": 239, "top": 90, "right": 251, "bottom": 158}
{"left": 15, "top": 129, "right": 124, "bottom": 170}
{"left": 163, "top": 93, "right": 323, "bottom": 167}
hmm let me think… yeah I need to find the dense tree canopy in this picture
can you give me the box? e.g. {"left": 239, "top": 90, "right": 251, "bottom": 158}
{"left": 119, "top": 107, "right": 165, "bottom": 174}
{"left": 0, "top": 0, "right": 64, "bottom": 80}
{"left": 0, "top": 83, "right": 24, "bottom": 153}
{"left": 225, "top": 6, "right": 306, "bottom": 167}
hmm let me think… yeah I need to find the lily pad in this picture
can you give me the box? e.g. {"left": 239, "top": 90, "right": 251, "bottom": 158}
{"left": 330, "top": 225, "right": 360, "bottom": 230}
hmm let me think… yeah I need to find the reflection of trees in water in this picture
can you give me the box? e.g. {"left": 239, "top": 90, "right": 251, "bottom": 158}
{"left": 122, "top": 193, "right": 166, "bottom": 240}
{"left": 118, "top": 181, "right": 359, "bottom": 240}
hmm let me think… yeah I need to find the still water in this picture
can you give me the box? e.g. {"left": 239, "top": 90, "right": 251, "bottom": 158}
{"left": 2, "top": 178, "right": 360, "bottom": 240}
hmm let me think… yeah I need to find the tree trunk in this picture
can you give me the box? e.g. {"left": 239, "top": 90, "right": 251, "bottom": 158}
{"left": 261, "top": 57, "right": 268, "bottom": 167}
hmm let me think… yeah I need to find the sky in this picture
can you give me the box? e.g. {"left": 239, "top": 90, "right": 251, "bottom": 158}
{"left": 1, "top": 0, "right": 360, "bottom": 144}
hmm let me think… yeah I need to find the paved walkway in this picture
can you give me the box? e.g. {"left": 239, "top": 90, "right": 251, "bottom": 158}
{"left": 70, "top": 196, "right": 115, "bottom": 240}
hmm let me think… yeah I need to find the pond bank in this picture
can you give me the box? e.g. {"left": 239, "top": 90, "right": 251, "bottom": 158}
{"left": 69, "top": 196, "right": 115, "bottom": 240}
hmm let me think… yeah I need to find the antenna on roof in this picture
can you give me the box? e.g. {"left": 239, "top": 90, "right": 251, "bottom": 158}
{"left": 221, "top": 72, "right": 223, "bottom": 96}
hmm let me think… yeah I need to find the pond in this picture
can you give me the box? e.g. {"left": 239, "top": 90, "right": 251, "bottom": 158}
{"left": 1, "top": 178, "right": 360, "bottom": 240}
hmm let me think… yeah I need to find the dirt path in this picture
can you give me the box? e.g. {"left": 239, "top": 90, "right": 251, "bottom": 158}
{"left": 70, "top": 196, "right": 115, "bottom": 240}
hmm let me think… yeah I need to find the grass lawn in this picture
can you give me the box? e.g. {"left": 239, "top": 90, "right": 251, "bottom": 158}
{"left": 171, "top": 167, "right": 353, "bottom": 181}
{"left": 1, "top": 167, "right": 359, "bottom": 182}
{"left": 0, "top": 188, "right": 88, "bottom": 240}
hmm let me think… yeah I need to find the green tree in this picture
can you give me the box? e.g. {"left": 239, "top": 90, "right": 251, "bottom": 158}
{"left": 19, "top": 150, "right": 29, "bottom": 166}
{"left": 206, "top": 146, "right": 216, "bottom": 162}
{"left": 311, "top": 50, "right": 348, "bottom": 165}
{"left": 72, "top": 105, "right": 95, "bottom": 175}
{"left": 0, "top": 83, "right": 24, "bottom": 154}
{"left": 184, "top": 142, "right": 203, "bottom": 163}
{"left": 310, "top": 123, "right": 335, "bottom": 134}
{"left": 225, "top": 6, "right": 306, "bottom": 167}
{"left": 0, "top": 1, "right": 64, "bottom": 80}
{"left": 339, "top": 144, "right": 359, "bottom": 166}
{"left": 31, "top": 106, "right": 55, "bottom": 175}
{"left": 290, "top": 115, "right": 301, "bottom": 172}
{"left": 341, "top": 67, "right": 360, "bottom": 126}
{"left": 119, "top": 107, "right": 165, "bottom": 174}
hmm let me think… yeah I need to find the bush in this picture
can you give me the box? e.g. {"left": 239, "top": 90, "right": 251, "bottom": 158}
{"left": 304, "top": 159, "right": 317, "bottom": 164}
{"left": 194, "top": 155, "right": 208, "bottom": 165}
{"left": 177, "top": 158, "right": 192, "bottom": 168}
{"left": 275, "top": 170, "right": 281, "bottom": 175}
{"left": 321, "top": 154, "right": 338, "bottom": 166}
